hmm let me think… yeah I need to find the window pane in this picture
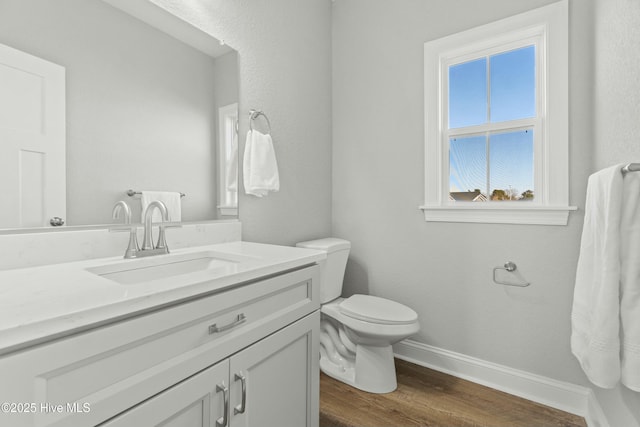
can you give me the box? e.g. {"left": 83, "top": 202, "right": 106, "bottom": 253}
{"left": 490, "top": 46, "right": 535, "bottom": 122}
{"left": 489, "top": 129, "right": 534, "bottom": 201}
{"left": 449, "top": 135, "right": 487, "bottom": 202}
{"left": 449, "top": 58, "right": 487, "bottom": 129}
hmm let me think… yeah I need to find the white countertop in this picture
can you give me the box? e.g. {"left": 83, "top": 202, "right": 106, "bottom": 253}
{"left": 0, "top": 241, "right": 325, "bottom": 355}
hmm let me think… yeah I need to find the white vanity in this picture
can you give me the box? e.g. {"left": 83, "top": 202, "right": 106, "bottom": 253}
{"left": 0, "top": 241, "right": 325, "bottom": 427}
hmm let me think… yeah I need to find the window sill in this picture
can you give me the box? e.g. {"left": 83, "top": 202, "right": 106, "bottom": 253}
{"left": 217, "top": 206, "right": 238, "bottom": 217}
{"left": 419, "top": 204, "right": 577, "bottom": 225}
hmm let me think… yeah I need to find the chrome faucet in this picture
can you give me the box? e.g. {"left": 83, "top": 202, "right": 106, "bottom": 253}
{"left": 140, "top": 200, "right": 170, "bottom": 256}
{"left": 111, "top": 201, "right": 139, "bottom": 259}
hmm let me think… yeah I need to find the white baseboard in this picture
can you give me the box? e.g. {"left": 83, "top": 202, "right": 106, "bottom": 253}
{"left": 585, "top": 390, "right": 610, "bottom": 427}
{"left": 394, "top": 339, "right": 608, "bottom": 427}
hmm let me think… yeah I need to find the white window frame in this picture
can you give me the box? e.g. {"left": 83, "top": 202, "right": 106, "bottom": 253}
{"left": 217, "top": 102, "right": 238, "bottom": 216}
{"left": 420, "top": 0, "right": 576, "bottom": 225}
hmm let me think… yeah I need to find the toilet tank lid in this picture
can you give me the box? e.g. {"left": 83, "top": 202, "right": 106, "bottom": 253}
{"left": 296, "top": 238, "right": 350, "bottom": 253}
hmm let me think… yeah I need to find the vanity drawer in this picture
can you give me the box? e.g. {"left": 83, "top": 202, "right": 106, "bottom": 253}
{"left": 0, "top": 264, "right": 319, "bottom": 427}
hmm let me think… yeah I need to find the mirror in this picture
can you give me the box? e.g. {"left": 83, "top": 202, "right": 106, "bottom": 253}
{"left": 0, "top": 0, "right": 239, "bottom": 231}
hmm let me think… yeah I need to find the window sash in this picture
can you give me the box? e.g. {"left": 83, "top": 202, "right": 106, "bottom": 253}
{"left": 445, "top": 39, "right": 540, "bottom": 130}
{"left": 445, "top": 122, "right": 539, "bottom": 204}
{"left": 441, "top": 35, "right": 543, "bottom": 205}
{"left": 445, "top": 119, "right": 541, "bottom": 204}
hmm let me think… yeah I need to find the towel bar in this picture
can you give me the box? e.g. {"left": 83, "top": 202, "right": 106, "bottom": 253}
{"left": 127, "top": 190, "right": 185, "bottom": 198}
{"left": 622, "top": 163, "right": 640, "bottom": 174}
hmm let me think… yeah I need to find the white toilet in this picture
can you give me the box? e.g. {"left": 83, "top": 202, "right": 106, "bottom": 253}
{"left": 296, "top": 238, "right": 420, "bottom": 394}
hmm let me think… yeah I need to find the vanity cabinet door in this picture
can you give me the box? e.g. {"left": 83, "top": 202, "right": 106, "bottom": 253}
{"left": 229, "top": 311, "right": 319, "bottom": 427}
{"left": 100, "top": 359, "right": 230, "bottom": 427}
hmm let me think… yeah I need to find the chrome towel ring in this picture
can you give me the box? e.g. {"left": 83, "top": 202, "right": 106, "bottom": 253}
{"left": 249, "top": 109, "right": 272, "bottom": 134}
{"left": 492, "top": 261, "right": 530, "bottom": 287}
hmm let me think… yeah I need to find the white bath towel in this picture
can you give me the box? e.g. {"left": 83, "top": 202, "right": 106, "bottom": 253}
{"left": 140, "top": 191, "right": 181, "bottom": 223}
{"left": 571, "top": 164, "right": 640, "bottom": 391}
{"left": 619, "top": 169, "right": 640, "bottom": 391}
{"left": 242, "top": 130, "right": 279, "bottom": 197}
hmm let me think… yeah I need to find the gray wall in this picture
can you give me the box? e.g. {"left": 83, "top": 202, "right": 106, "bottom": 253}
{"left": 331, "top": 0, "right": 593, "bottom": 399}
{"left": 154, "top": 0, "right": 334, "bottom": 245}
{"left": 333, "top": 0, "right": 640, "bottom": 424}
{"left": 167, "top": 0, "right": 640, "bottom": 422}
{"left": 594, "top": 0, "right": 640, "bottom": 170}
{"left": 592, "top": 0, "right": 640, "bottom": 423}
{"left": 0, "top": 0, "right": 225, "bottom": 225}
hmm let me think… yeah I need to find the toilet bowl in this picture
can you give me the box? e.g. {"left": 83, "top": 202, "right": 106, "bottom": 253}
{"left": 296, "top": 238, "right": 420, "bottom": 394}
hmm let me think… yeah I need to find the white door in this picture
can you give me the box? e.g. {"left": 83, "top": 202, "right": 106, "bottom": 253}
{"left": 0, "top": 42, "right": 65, "bottom": 228}
{"left": 229, "top": 312, "right": 320, "bottom": 427}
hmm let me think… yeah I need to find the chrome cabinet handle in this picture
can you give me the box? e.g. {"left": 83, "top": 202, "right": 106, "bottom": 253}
{"left": 216, "top": 383, "right": 229, "bottom": 427}
{"left": 233, "top": 372, "right": 247, "bottom": 415}
{"left": 208, "top": 313, "right": 247, "bottom": 334}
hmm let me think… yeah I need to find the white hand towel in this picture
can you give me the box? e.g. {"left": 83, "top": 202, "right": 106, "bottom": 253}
{"left": 242, "top": 130, "right": 280, "bottom": 197}
{"left": 140, "top": 191, "right": 182, "bottom": 223}
{"left": 571, "top": 164, "right": 640, "bottom": 391}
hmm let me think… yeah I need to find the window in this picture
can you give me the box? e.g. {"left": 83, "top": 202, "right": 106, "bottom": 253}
{"left": 218, "top": 103, "right": 238, "bottom": 216}
{"left": 449, "top": 45, "right": 535, "bottom": 203}
{"left": 421, "top": 0, "right": 575, "bottom": 225}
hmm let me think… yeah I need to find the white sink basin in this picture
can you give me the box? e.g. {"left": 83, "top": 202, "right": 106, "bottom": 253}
{"left": 87, "top": 251, "right": 245, "bottom": 285}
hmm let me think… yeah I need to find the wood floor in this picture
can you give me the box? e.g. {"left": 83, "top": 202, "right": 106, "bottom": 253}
{"left": 319, "top": 359, "right": 586, "bottom": 427}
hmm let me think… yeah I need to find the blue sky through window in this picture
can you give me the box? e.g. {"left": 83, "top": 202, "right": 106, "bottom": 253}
{"left": 489, "top": 130, "right": 533, "bottom": 195}
{"left": 450, "top": 135, "right": 486, "bottom": 192}
{"left": 490, "top": 46, "right": 535, "bottom": 122}
{"left": 449, "top": 58, "right": 487, "bottom": 128}
{"left": 448, "top": 45, "right": 535, "bottom": 200}
{"left": 450, "top": 130, "right": 534, "bottom": 197}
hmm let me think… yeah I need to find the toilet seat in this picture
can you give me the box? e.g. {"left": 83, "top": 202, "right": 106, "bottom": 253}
{"left": 339, "top": 294, "right": 418, "bottom": 325}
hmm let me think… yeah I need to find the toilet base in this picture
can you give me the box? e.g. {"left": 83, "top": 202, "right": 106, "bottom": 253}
{"left": 320, "top": 343, "right": 397, "bottom": 394}
{"left": 319, "top": 300, "right": 419, "bottom": 394}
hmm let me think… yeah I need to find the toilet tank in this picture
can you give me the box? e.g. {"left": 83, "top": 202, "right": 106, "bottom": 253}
{"left": 296, "top": 238, "right": 351, "bottom": 303}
